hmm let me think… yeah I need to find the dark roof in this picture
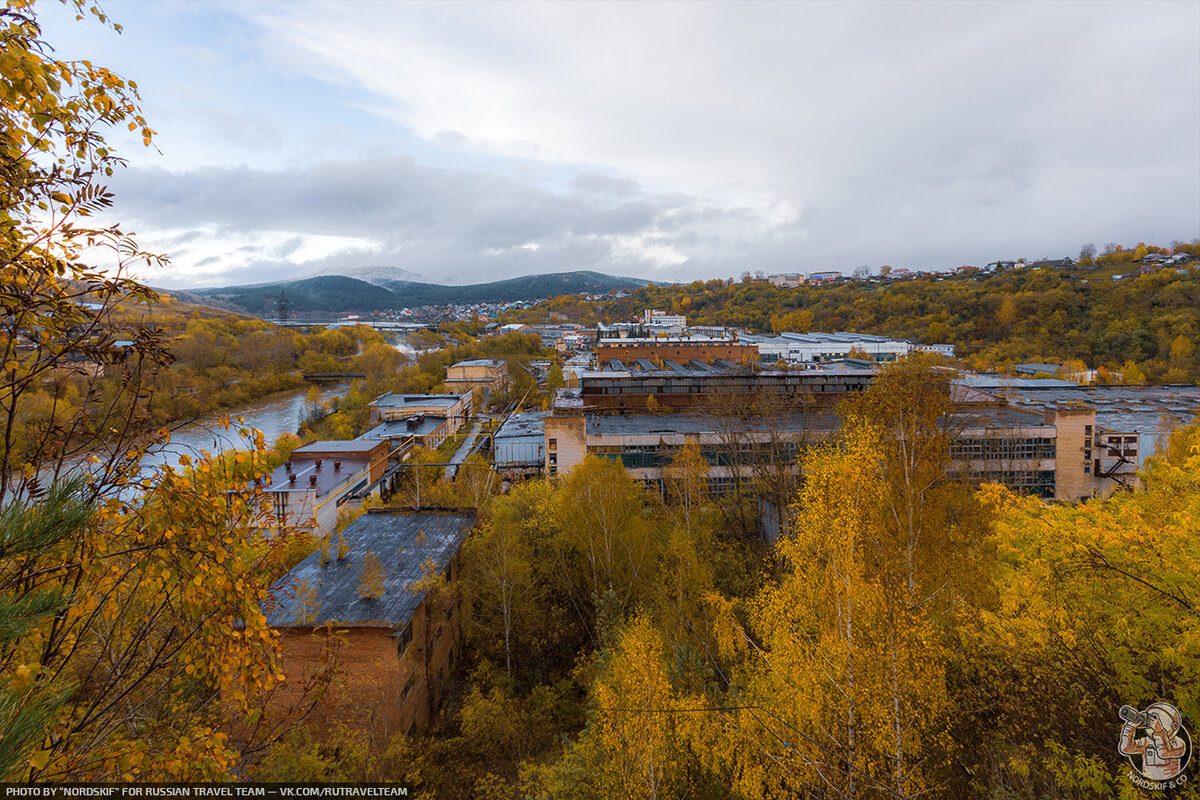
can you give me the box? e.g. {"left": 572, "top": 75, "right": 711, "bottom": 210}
{"left": 264, "top": 457, "right": 372, "bottom": 498}
{"left": 265, "top": 509, "right": 476, "bottom": 629}
{"left": 1013, "top": 363, "right": 1063, "bottom": 375}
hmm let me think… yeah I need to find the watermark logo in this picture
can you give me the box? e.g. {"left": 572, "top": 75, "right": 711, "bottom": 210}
{"left": 1119, "top": 702, "right": 1191, "bottom": 791}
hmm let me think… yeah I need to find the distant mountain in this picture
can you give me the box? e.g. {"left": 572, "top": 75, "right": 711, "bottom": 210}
{"left": 305, "top": 265, "right": 427, "bottom": 287}
{"left": 191, "top": 270, "right": 651, "bottom": 316}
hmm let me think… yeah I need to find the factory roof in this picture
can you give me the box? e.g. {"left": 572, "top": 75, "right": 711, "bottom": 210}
{"left": 358, "top": 415, "right": 449, "bottom": 441}
{"left": 495, "top": 410, "right": 551, "bottom": 439}
{"left": 265, "top": 509, "right": 475, "bottom": 629}
{"left": 293, "top": 440, "right": 383, "bottom": 456}
{"left": 263, "top": 456, "right": 372, "bottom": 498}
{"left": 450, "top": 358, "right": 507, "bottom": 368}
{"left": 371, "top": 392, "right": 468, "bottom": 409}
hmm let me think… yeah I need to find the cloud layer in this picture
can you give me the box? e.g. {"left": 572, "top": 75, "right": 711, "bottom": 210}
{"left": 61, "top": 0, "right": 1200, "bottom": 287}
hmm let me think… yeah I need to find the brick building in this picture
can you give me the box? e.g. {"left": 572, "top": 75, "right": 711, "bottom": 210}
{"left": 595, "top": 337, "right": 759, "bottom": 366}
{"left": 262, "top": 509, "right": 475, "bottom": 742}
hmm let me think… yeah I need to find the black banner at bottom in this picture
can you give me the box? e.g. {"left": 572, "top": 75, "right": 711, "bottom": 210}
{"left": 1, "top": 786, "right": 414, "bottom": 799}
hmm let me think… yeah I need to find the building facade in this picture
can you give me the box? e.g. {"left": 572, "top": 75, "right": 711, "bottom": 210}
{"left": 445, "top": 359, "right": 509, "bottom": 397}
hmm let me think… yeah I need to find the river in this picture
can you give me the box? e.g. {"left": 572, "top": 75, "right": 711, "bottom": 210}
{"left": 136, "top": 383, "right": 351, "bottom": 473}
{"left": 140, "top": 333, "right": 433, "bottom": 470}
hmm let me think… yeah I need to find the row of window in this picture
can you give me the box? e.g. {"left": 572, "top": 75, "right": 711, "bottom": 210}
{"left": 949, "top": 437, "right": 1056, "bottom": 461}
{"left": 966, "top": 469, "right": 1056, "bottom": 498}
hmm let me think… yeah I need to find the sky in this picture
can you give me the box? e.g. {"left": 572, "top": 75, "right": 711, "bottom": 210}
{"left": 36, "top": 0, "right": 1200, "bottom": 289}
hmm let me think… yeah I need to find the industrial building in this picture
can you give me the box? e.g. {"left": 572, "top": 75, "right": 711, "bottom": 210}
{"left": 594, "top": 337, "right": 759, "bottom": 366}
{"left": 492, "top": 410, "right": 551, "bottom": 477}
{"left": 263, "top": 509, "right": 475, "bottom": 741}
{"left": 573, "top": 360, "right": 876, "bottom": 410}
{"left": 263, "top": 439, "right": 391, "bottom": 534}
{"left": 741, "top": 331, "right": 944, "bottom": 364}
{"left": 368, "top": 391, "right": 472, "bottom": 428}
{"left": 545, "top": 382, "right": 1200, "bottom": 502}
{"left": 445, "top": 359, "right": 509, "bottom": 397}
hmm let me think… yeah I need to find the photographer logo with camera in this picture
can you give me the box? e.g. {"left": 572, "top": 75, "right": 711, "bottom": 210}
{"left": 1118, "top": 702, "right": 1191, "bottom": 790}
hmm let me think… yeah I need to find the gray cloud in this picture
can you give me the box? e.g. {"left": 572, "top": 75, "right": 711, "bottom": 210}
{"left": 85, "top": 0, "right": 1200, "bottom": 288}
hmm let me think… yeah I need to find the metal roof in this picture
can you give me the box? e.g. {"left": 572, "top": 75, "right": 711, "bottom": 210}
{"left": 265, "top": 509, "right": 475, "bottom": 629}
{"left": 294, "top": 440, "right": 381, "bottom": 455}
{"left": 495, "top": 410, "right": 551, "bottom": 439}
{"left": 451, "top": 359, "right": 507, "bottom": 368}
{"left": 371, "top": 392, "right": 466, "bottom": 409}
{"left": 359, "top": 415, "right": 448, "bottom": 440}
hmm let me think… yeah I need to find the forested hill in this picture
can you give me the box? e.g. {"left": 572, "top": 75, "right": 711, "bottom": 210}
{"left": 533, "top": 264, "right": 1200, "bottom": 382}
{"left": 191, "top": 270, "right": 650, "bottom": 315}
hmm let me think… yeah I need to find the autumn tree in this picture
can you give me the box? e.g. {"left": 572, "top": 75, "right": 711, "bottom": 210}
{"left": 0, "top": 0, "right": 170, "bottom": 504}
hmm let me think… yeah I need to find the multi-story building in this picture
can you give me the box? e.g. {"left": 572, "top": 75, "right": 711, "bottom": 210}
{"left": 368, "top": 391, "right": 472, "bottom": 428}
{"left": 262, "top": 509, "right": 474, "bottom": 741}
{"left": 768, "top": 274, "right": 805, "bottom": 288}
{"left": 263, "top": 440, "right": 391, "bottom": 534}
{"left": 445, "top": 359, "right": 509, "bottom": 397}
{"left": 574, "top": 360, "right": 875, "bottom": 411}
{"left": 595, "top": 337, "right": 759, "bottom": 367}
{"left": 643, "top": 309, "right": 687, "bottom": 328}
{"left": 743, "top": 331, "right": 918, "bottom": 363}
{"left": 545, "top": 380, "right": 1200, "bottom": 502}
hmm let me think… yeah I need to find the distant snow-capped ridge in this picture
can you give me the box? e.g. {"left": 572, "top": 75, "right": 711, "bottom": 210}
{"left": 306, "top": 265, "right": 427, "bottom": 286}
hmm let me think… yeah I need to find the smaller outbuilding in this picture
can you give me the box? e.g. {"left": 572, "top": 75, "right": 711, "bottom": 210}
{"left": 493, "top": 410, "right": 551, "bottom": 477}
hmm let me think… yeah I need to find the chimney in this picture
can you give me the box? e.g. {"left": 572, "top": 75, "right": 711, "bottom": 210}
{"left": 315, "top": 458, "right": 323, "bottom": 469}
{"left": 309, "top": 474, "right": 318, "bottom": 486}
{"left": 334, "top": 460, "right": 341, "bottom": 470}
{"left": 285, "top": 460, "right": 292, "bottom": 470}
{"left": 288, "top": 473, "right": 296, "bottom": 483}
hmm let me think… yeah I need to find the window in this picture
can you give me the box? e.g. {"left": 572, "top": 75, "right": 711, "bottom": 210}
{"left": 397, "top": 623, "right": 413, "bottom": 658}
{"left": 548, "top": 438, "right": 557, "bottom": 451}
{"left": 549, "top": 453, "right": 557, "bottom": 465}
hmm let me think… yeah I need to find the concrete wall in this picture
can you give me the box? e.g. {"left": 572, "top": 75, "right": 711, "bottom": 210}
{"left": 544, "top": 415, "right": 586, "bottom": 477}
{"left": 1050, "top": 406, "right": 1096, "bottom": 501}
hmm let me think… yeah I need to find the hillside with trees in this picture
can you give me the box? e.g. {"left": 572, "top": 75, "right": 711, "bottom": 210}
{"left": 524, "top": 256, "right": 1200, "bottom": 382}
{"left": 192, "top": 270, "right": 651, "bottom": 315}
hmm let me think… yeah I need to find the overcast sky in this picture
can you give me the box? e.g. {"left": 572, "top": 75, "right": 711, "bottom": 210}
{"left": 38, "top": 0, "right": 1200, "bottom": 289}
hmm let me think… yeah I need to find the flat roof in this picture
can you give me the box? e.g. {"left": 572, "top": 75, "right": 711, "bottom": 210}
{"left": 359, "top": 415, "right": 449, "bottom": 440}
{"left": 371, "top": 392, "right": 466, "bottom": 409}
{"left": 450, "top": 359, "right": 507, "bottom": 368}
{"left": 265, "top": 509, "right": 475, "bottom": 628}
{"left": 264, "top": 457, "right": 372, "bottom": 498}
{"left": 495, "top": 410, "right": 551, "bottom": 439}
{"left": 294, "top": 440, "right": 382, "bottom": 456}
{"left": 985, "top": 384, "right": 1200, "bottom": 432}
